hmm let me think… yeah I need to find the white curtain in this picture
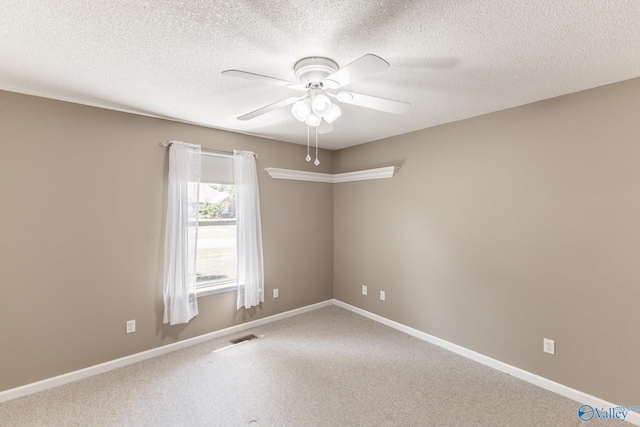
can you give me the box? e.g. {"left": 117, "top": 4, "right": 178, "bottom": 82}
{"left": 234, "top": 150, "right": 264, "bottom": 309}
{"left": 163, "top": 141, "right": 201, "bottom": 325}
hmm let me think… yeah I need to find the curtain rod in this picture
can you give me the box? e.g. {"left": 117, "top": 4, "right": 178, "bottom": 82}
{"left": 160, "top": 141, "right": 258, "bottom": 159}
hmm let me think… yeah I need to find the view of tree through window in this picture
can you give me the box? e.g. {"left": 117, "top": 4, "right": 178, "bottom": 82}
{"left": 196, "top": 183, "right": 237, "bottom": 285}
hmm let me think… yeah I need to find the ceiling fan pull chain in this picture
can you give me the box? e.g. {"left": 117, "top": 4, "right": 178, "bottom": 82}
{"left": 306, "top": 125, "right": 311, "bottom": 162}
{"left": 314, "top": 125, "right": 320, "bottom": 166}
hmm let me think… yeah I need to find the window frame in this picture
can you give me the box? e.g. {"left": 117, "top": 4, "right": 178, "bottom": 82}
{"left": 195, "top": 153, "right": 237, "bottom": 297}
{"left": 195, "top": 215, "right": 237, "bottom": 296}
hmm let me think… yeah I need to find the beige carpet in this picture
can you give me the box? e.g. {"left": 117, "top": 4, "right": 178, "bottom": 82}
{"left": 0, "top": 305, "right": 606, "bottom": 426}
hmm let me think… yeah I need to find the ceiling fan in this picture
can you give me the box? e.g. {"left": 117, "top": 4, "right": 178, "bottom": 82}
{"left": 222, "top": 54, "right": 409, "bottom": 164}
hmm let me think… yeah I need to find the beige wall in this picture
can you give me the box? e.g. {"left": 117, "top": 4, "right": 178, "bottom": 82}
{"left": 3, "top": 77, "right": 639, "bottom": 405}
{"left": 333, "top": 78, "right": 640, "bottom": 405}
{"left": 0, "top": 90, "right": 334, "bottom": 391}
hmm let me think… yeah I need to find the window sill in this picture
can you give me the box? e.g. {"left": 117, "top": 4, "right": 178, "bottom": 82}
{"left": 196, "top": 281, "right": 236, "bottom": 297}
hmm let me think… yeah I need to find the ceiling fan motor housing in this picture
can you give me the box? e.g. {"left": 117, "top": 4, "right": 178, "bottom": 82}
{"left": 294, "top": 57, "right": 339, "bottom": 86}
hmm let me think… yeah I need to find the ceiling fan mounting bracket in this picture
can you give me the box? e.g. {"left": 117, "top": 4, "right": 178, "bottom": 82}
{"left": 294, "top": 57, "right": 338, "bottom": 86}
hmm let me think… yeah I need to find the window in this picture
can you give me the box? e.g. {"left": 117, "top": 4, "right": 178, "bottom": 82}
{"left": 196, "top": 154, "right": 236, "bottom": 295}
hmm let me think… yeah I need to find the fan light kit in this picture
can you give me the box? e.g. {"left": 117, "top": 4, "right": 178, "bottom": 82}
{"left": 223, "top": 54, "right": 410, "bottom": 165}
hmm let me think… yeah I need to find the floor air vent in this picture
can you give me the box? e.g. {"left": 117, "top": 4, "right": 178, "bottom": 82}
{"left": 230, "top": 334, "right": 258, "bottom": 345}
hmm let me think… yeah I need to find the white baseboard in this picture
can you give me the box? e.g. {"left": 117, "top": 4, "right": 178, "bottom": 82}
{"left": 0, "top": 299, "right": 333, "bottom": 404}
{"left": 333, "top": 299, "right": 640, "bottom": 426}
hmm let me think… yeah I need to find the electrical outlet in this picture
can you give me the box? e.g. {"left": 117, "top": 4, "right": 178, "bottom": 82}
{"left": 362, "top": 285, "right": 368, "bottom": 295}
{"left": 273, "top": 288, "right": 279, "bottom": 298}
{"left": 126, "top": 320, "right": 136, "bottom": 334}
{"left": 380, "top": 291, "right": 386, "bottom": 301}
{"left": 543, "top": 338, "right": 555, "bottom": 355}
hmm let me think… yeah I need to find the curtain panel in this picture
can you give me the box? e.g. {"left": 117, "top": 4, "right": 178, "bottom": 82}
{"left": 234, "top": 150, "right": 264, "bottom": 309}
{"left": 163, "top": 141, "right": 201, "bottom": 325}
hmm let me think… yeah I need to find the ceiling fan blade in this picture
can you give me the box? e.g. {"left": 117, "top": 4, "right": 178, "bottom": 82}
{"left": 318, "top": 121, "right": 334, "bottom": 134}
{"left": 337, "top": 91, "right": 410, "bottom": 115}
{"left": 222, "top": 70, "right": 304, "bottom": 90}
{"left": 237, "top": 97, "right": 298, "bottom": 121}
{"left": 322, "top": 54, "right": 390, "bottom": 88}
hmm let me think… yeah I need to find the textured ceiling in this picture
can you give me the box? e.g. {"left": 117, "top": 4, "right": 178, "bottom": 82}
{"left": 2, "top": 1, "right": 640, "bottom": 150}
